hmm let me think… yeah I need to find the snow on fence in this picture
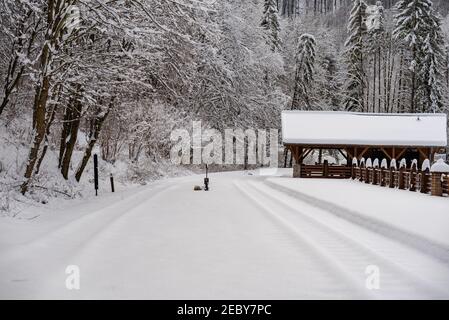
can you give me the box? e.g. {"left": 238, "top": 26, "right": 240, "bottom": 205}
{"left": 351, "top": 158, "right": 449, "bottom": 198}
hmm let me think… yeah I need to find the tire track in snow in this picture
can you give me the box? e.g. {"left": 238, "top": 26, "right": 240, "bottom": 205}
{"left": 0, "top": 184, "right": 176, "bottom": 298}
{"left": 236, "top": 179, "right": 448, "bottom": 299}
{"left": 234, "top": 180, "right": 374, "bottom": 299}
{"left": 264, "top": 179, "right": 449, "bottom": 265}
{"left": 0, "top": 182, "right": 171, "bottom": 258}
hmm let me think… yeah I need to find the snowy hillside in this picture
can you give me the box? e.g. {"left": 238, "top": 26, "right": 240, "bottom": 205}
{"left": 0, "top": 116, "right": 193, "bottom": 217}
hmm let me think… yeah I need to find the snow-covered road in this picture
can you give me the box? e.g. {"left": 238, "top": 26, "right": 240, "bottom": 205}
{"left": 1, "top": 170, "right": 449, "bottom": 299}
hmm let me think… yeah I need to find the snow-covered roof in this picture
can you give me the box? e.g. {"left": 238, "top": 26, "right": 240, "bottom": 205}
{"left": 282, "top": 111, "right": 447, "bottom": 147}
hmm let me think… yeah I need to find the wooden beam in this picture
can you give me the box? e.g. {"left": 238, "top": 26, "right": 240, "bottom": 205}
{"left": 357, "top": 147, "right": 370, "bottom": 160}
{"left": 300, "top": 148, "right": 313, "bottom": 163}
{"left": 295, "top": 147, "right": 303, "bottom": 163}
{"left": 337, "top": 149, "right": 348, "bottom": 161}
{"left": 344, "top": 148, "right": 354, "bottom": 159}
{"left": 396, "top": 148, "right": 407, "bottom": 160}
{"left": 295, "top": 146, "right": 301, "bottom": 163}
{"left": 417, "top": 147, "right": 428, "bottom": 160}
{"left": 380, "top": 147, "right": 392, "bottom": 160}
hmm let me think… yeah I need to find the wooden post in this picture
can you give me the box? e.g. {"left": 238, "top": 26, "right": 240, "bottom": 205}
{"left": 351, "top": 164, "right": 356, "bottom": 179}
{"left": 445, "top": 175, "right": 449, "bottom": 196}
{"left": 110, "top": 173, "right": 115, "bottom": 192}
{"left": 380, "top": 168, "right": 385, "bottom": 187}
{"left": 293, "top": 164, "right": 301, "bottom": 178}
{"left": 359, "top": 164, "right": 364, "bottom": 182}
{"left": 372, "top": 168, "right": 378, "bottom": 185}
{"left": 410, "top": 163, "right": 417, "bottom": 192}
{"left": 421, "top": 172, "right": 429, "bottom": 194}
{"left": 323, "top": 160, "right": 329, "bottom": 178}
{"left": 409, "top": 171, "right": 416, "bottom": 191}
{"left": 431, "top": 172, "right": 443, "bottom": 196}
{"left": 364, "top": 167, "right": 369, "bottom": 183}
{"left": 389, "top": 168, "right": 395, "bottom": 188}
{"left": 283, "top": 148, "right": 288, "bottom": 168}
{"left": 398, "top": 167, "right": 405, "bottom": 190}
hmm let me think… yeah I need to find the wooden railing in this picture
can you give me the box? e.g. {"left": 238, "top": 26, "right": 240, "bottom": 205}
{"left": 352, "top": 167, "right": 433, "bottom": 194}
{"left": 296, "top": 159, "right": 448, "bottom": 198}
{"left": 299, "top": 163, "right": 351, "bottom": 179}
{"left": 351, "top": 160, "right": 449, "bottom": 197}
{"left": 443, "top": 175, "right": 449, "bottom": 196}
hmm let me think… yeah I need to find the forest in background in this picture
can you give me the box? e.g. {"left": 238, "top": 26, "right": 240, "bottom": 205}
{"left": 1, "top": 0, "right": 449, "bottom": 203}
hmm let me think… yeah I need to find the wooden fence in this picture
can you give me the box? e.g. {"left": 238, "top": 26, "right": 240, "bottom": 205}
{"left": 351, "top": 161, "right": 449, "bottom": 197}
{"left": 299, "top": 162, "right": 351, "bottom": 179}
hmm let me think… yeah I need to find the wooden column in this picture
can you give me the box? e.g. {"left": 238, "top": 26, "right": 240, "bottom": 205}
{"left": 431, "top": 172, "right": 443, "bottom": 196}
{"left": 421, "top": 171, "right": 430, "bottom": 194}
{"left": 372, "top": 167, "right": 378, "bottom": 185}
{"left": 293, "top": 163, "right": 301, "bottom": 178}
{"left": 410, "top": 166, "right": 417, "bottom": 192}
{"left": 323, "top": 160, "right": 329, "bottom": 177}
{"left": 389, "top": 168, "right": 395, "bottom": 188}
{"left": 398, "top": 167, "right": 405, "bottom": 190}
{"left": 365, "top": 167, "right": 370, "bottom": 184}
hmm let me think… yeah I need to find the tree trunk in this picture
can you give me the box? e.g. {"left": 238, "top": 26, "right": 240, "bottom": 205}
{"left": 34, "top": 104, "right": 57, "bottom": 175}
{"left": 395, "top": 48, "right": 404, "bottom": 112}
{"left": 372, "top": 52, "right": 377, "bottom": 113}
{"left": 58, "top": 105, "right": 71, "bottom": 168}
{"left": 75, "top": 104, "right": 111, "bottom": 182}
{"left": 21, "top": 74, "right": 51, "bottom": 194}
{"left": 0, "top": 11, "right": 40, "bottom": 117}
{"left": 61, "top": 94, "right": 82, "bottom": 179}
{"left": 20, "top": 0, "right": 57, "bottom": 194}
{"left": 410, "top": 47, "right": 416, "bottom": 113}
{"left": 378, "top": 46, "right": 381, "bottom": 113}
{"left": 0, "top": 59, "right": 25, "bottom": 117}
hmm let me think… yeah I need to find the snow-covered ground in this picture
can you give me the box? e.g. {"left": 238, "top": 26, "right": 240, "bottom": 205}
{"left": 0, "top": 119, "right": 194, "bottom": 217}
{"left": 1, "top": 169, "right": 449, "bottom": 299}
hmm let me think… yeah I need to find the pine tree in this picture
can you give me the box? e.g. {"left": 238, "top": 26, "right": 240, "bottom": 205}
{"left": 343, "top": 0, "right": 368, "bottom": 112}
{"left": 291, "top": 34, "right": 316, "bottom": 110}
{"left": 320, "top": 54, "right": 341, "bottom": 109}
{"left": 280, "top": 0, "right": 299, "bottom": 17}
{"left": 261, "top": 0, "right": 281, "bottom": 52}
{"left": 393, "top": 0, "right": 446, "bottom": 113}
{"left": 419, "top": 8, "right": 446, "bottom": 112}
{"left": 366, "top": 1, "right": 385, "bottom": 113}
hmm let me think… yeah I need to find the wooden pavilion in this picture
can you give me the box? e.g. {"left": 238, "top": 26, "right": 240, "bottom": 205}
{"left": 281, "top": 111, "right": 448, "bottom": 178}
